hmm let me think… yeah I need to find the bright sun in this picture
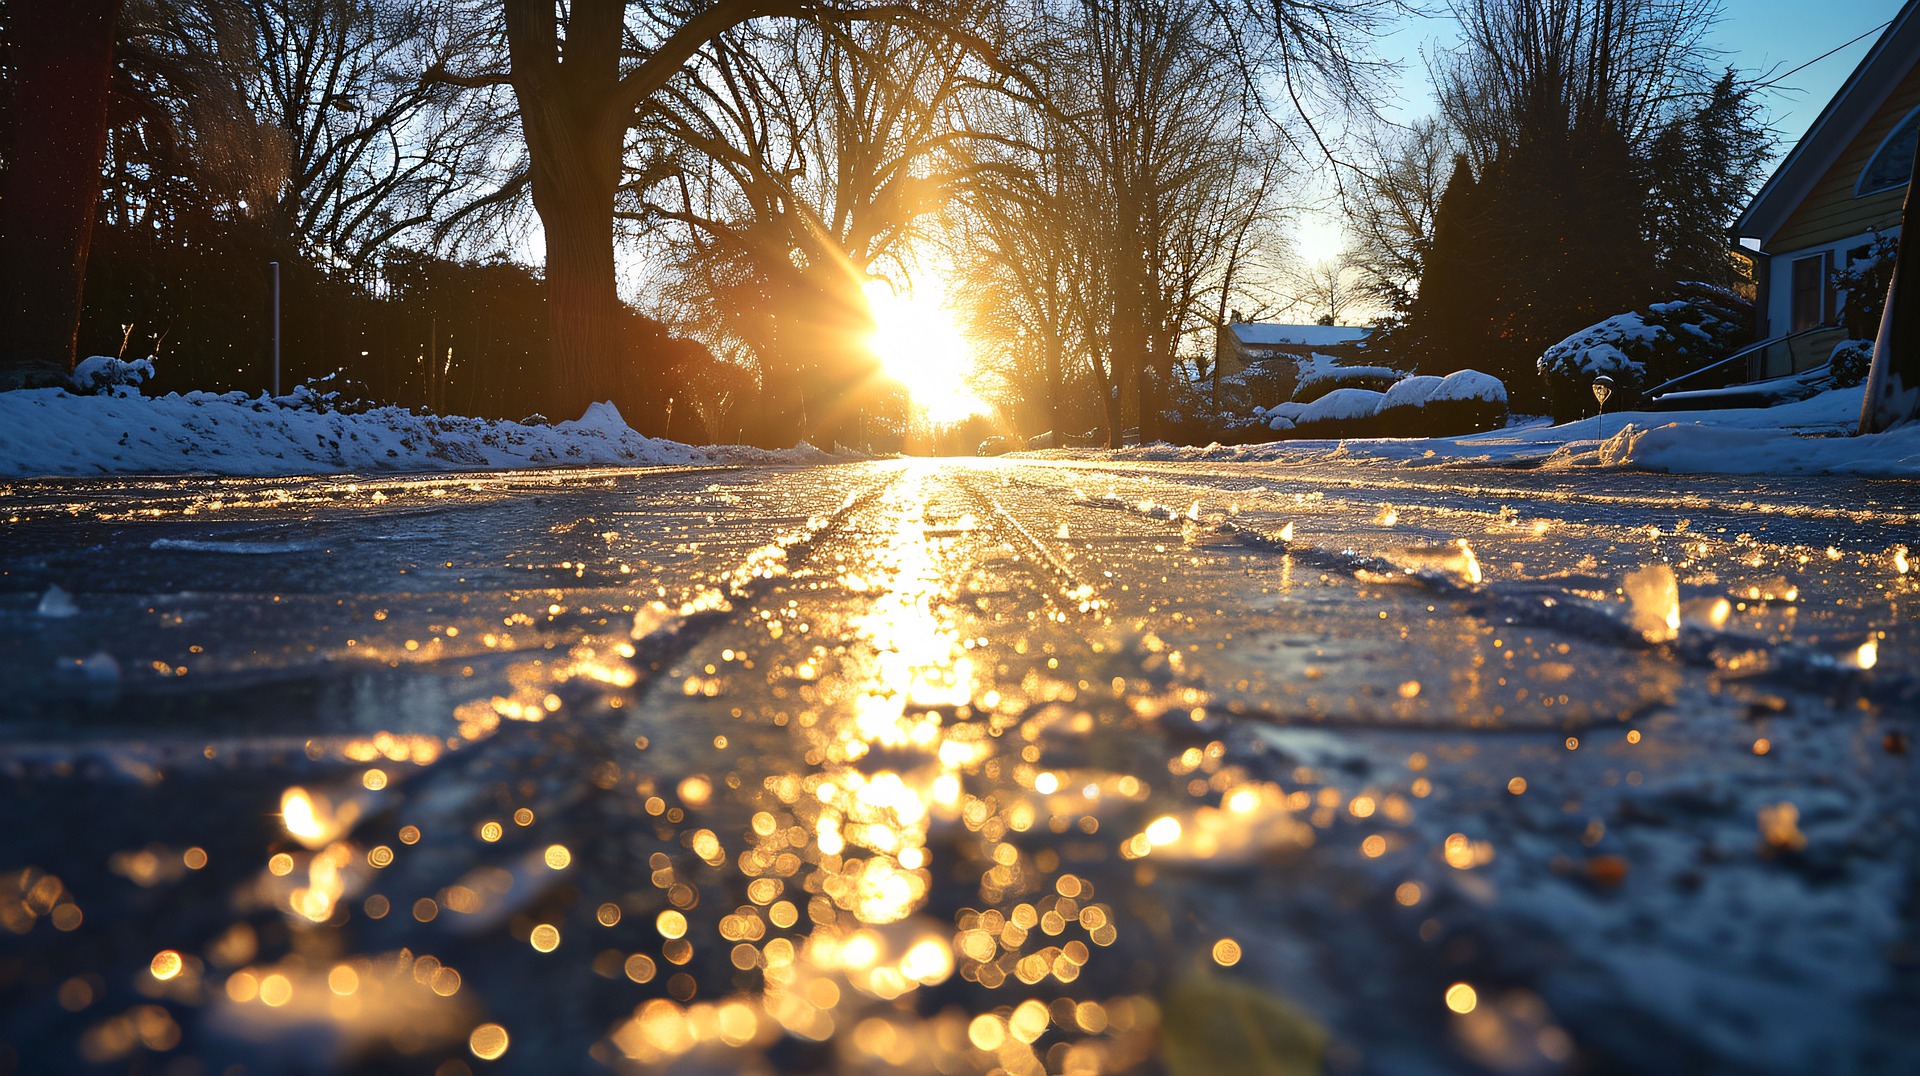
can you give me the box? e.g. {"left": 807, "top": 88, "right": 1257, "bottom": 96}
{"left": 863, "top": 277, "right": 988, "bottom": 423}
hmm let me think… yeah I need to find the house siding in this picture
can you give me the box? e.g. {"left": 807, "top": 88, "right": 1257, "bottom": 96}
{"left": 1765, "top": 229, "right": 1887, "bottom": 338}
{"left": 1770, "top": 62, "right": 1920, "bottom": 254}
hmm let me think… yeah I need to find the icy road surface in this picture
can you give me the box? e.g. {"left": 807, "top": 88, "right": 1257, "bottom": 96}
{"left": 1, "top": 458, "right": 1916, "bottom": 1075}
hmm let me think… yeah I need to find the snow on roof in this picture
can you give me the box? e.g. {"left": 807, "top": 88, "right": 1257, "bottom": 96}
{"left": 1227, "top": 323, "right": 1371, "bottom": 347}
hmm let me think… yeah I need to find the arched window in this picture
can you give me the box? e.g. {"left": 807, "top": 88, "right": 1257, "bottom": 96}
{"left": 1858, "top": 105, "right": 1920, "bottom": 196}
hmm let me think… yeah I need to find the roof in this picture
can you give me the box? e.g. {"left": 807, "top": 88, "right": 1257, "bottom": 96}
{"left": 1737, "top": 0, "right": 1920, "bottom": 246}
{"left": 1226, "top": 323, "right": 1371, "bottom": 347}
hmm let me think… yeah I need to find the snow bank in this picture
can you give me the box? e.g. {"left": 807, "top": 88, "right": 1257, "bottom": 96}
{"left": 1098, "top": 384, "right": 1920, "bottom": 477}
{"left": 1561, "top": 421, "right": 1920, "bottom": 475}
{"left": 0, "top": 386, "right": 831, "bottom": 478}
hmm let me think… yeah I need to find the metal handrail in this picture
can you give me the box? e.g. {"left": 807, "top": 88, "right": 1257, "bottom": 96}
{"left": 1643, "top": 324, "right": 1839, "bottom": 398}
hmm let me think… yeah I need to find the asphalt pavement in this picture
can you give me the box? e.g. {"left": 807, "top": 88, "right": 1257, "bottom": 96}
{"left": 2, "top": 457, "right": 1915, "bottom": 1074}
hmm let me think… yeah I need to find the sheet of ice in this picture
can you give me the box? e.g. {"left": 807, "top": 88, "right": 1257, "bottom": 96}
{"left": 0, "top": 389, "right": 837, "bottom": 478}
{"left": 149, "top": 538, "right": 331, "bottom": 554}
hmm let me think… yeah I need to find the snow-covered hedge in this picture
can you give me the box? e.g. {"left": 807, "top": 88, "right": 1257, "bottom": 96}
{"left": 1244, "top": 369, "right": 1508, "bottom": 440}
{"left": 1536, "top": 284, "right": 1751, "bottom": 421}
{"left": 1302, "top": 387, "right": 1386, "bottom": 423}
{"left": 1293, "top": 363, "right": 1400, "bottom": 404}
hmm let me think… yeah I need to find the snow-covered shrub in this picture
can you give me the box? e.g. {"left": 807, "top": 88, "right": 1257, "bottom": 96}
{"left": 1293, "top": 362, "right": 1400, "bottom": 404}
{"left": 1300, "top": 387, "right": 1386, "bottom": 423}
{"left": 1376, "top": 369, "right": 1509, "bottom": 436}
{"left": 1431, "top": 369, "right": 1507, "bottom": 406}
{"left": 1278, "top": 388, "right": 1388, "bottom": 439}
{"left": 273, "top": 373, "right": 375, "bottom": 416}
{"left": 1829, "top": 339, "right": 1876, "bottom": 388}
{"left": 1379, "top": 375, "right": 1444, "bottom": 411}
{"left": 69, "top": 355, "right": 156, "bottom": 397}
{"left": 1536, "top": 284, "right": 1750, "bottom": 422}
{"left": 1159, "top": 375, "right": 1237, "bottom": 444}
{"left": 1219, "top": 367, "right": 1506, "bottom": 442}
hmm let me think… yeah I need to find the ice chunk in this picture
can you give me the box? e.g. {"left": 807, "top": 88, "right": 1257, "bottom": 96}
{"left": 1624, "top": 564, "right": 1679, "bottom": 643}
{"left": 36, "top": 584, "right": 78, "bottom": 618}
{"left": 75, "top": 651, "right": 122, "bottom": 683}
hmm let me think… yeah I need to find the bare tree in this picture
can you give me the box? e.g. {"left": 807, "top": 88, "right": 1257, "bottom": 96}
{"left": 1435, "top": 0, "right": 1721, "bottom": 172}
{"left": 0, "top": 0, "right": 124, "bottom": 387}
{"left": 247, "top": 0, "right": 516, "bottom": 266}
{"left": 956, "top": 0, "right": 1294, "bottom": 444}
{"left": 424, "top": 0, "right": 983, "bottom": 429}
{"left": 953, "top": 47, "right": 1105, "bottom": 442}
{"left": 1343, "top": 114, "right": 1452, "bottom": 316}
{"left": 631, "top": 7, "right": 1000, "bottom": 444}
{"left": 1284, "top": 255, "right": 1357, "bottom": 325}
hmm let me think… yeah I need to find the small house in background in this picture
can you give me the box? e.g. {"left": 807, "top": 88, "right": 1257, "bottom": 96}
{"left": 1735, "top": 0, "right": 1918, "bottom": 376}
{"left": 1213, "top": 315, "right": 1373, "bottom": 404}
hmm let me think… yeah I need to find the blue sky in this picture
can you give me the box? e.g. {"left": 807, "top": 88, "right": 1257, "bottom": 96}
{"left": 1295, "top": 0, "right": 1903, "bottom": 263}
{"left": 1371, "top": 0, "right": 1895, "bottom": 136}
{"left": 1705, "top": 0, "right": 1899, "bottom": 143}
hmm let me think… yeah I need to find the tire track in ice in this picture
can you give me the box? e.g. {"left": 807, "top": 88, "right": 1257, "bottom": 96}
{"left": 7, "top": 474, "right": 904, "bottom": 1003}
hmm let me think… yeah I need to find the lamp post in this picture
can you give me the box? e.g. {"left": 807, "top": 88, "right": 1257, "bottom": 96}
{"left": 1592, "top": 375, "right": 1615, "bottom": 439}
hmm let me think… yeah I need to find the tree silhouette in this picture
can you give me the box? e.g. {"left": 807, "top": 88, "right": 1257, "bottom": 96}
{"left": 1, "top": 0, "right": 123, "bottom": 387}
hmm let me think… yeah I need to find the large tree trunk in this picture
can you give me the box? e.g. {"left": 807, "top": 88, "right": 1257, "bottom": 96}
{"left": 505, "top": 0, "right": 669, "bottom": 430}
{"left": 0, "top": 0, "right": 120, "bottom": 389}
{"left": 503, "top": 0, "right": 810, "bottom": 433}
{"left": 529, "top": 136, "right": 626, "bottom": 422}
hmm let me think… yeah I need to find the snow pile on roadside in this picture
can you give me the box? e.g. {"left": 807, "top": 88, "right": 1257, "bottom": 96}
{"left": 0, "top": 384, "right": 832, "bottom": 478}
{"left": 1100, "top": 383, "right": 1920, "bottom": 477}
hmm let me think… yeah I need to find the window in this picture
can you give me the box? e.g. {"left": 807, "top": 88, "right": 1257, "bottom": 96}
{"left": 1858, "top": 106, "right": 1919, "bottom": 196}
{"left": 1790, "top": 253, "right": 1834, "bottom": 331}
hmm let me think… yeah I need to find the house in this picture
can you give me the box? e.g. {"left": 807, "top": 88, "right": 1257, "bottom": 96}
{"left": 1214, "top": 317, "right": 1372, "bottom": 379}
{"left": 1734, "top": 0, "right": 1918, "bottom": 377}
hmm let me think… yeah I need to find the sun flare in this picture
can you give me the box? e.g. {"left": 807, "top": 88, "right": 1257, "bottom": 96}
{"left": 862, "top": 277, "right": 988, "bottom": 423}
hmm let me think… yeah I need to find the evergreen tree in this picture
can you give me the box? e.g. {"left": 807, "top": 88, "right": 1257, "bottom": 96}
{"left": 1408, "top": 153, "right": 1484, "bottom": 375}
{"left": 1647, "top": 69, "right": 1773, "bottom": 289}
{"left": 1405, "top": 0, "right": 1750, "bottom": 409}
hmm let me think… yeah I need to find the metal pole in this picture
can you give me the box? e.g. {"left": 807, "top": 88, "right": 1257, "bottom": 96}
{"left": 269, "top": 260, "right": 282, "bottom": 397}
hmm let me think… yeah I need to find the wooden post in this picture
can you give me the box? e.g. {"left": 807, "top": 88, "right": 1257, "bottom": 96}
{"left": 1860, "top": 134, "right": 1920, "bottom": 433}
{"left": 270, "top": 261, "right": 282, "bottom": 397}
